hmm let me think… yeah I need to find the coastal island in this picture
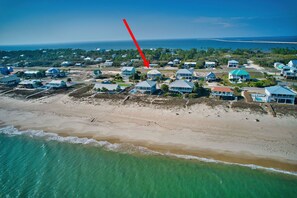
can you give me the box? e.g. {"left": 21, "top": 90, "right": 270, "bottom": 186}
{"left": 1, "top": 48, "right": 297, "bottom": 173}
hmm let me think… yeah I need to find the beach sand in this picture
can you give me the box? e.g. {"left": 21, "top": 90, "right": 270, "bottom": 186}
{"left": 0, "top": 94, "right": 297, "bottom": 172}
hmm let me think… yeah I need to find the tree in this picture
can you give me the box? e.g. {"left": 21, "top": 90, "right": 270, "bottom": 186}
{"left": 161, "top": 84, "right": 169, "bottom": 93}
{"left": 102, "top": 87, "right": 109, "bottom": 92}
{"left": 140, "top": 73, "right": 147, "bottom": 80}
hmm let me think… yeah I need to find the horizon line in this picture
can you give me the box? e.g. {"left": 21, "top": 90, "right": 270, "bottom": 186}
{"left": 0, "top": 35, "right": 296, "bottom": 47}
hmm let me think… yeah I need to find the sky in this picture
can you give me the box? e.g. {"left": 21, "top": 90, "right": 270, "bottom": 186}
{"left": 0, "top": 0, "right": 296, "bottom": 45}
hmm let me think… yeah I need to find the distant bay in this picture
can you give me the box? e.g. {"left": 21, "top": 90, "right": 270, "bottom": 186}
{"left": 0, "top": 36, "right": 297, "bottom": 51}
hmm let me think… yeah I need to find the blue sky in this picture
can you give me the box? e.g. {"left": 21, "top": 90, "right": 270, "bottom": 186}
{"left": 0, "top": 0, "right": 296, "bottom": 45}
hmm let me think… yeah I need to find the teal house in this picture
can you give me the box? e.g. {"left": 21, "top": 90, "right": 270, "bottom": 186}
{"left": 228, "top": 69, "right": 250, "bottom": 83}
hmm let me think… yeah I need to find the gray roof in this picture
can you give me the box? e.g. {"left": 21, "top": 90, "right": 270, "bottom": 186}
{"left": 176, "top": 69, "right": 193, "bottom": 75}
{"left": 136, "top": 80, "right": 156, "bottom": 88}
{"left": 265, "top": 86, "right": 296, "bottom": 96}
{"left": 288, "top": 60, "right": 297, "bottom": 66}
{"left": 121, "top": 67, "right": 135, "bottom": 72}
{"left": 169, "top": 80, "right": 194, "bottom": 88}
{"left": 147, "top": 69, "right": 161, "bottom": 75}
{"left": 206, "top": 72, "right": 216, "bottom": 77}
{"left": 94, "top": 83, "right": 120, "bottom": 91}
{"left": 228, "top": 60, "right": 239, "bottom": 63}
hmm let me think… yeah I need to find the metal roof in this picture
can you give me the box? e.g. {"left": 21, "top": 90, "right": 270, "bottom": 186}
{"left": 147, "top": 69, "right": 161, "bottom": 75}
{"left": 265, "top": 86, "right": 296, "bottom": 96}
{"left": 229, "top": 69, "right": 249, "bottom": 76}
{"left": 228, "top": 60, "right": 239, "bottom": 63}
{"left": 136, "top": 80, "right": 156, "bottom": 88}
{"left": 169, "top": 80, "right": 194, "bottom": 88}
{"left": 176, "top": 69, "right": 193, "bottom": 74}
{"left": 94, "top": 83, "right": 120, "bottom": 91}
{"left": 121, "top": 67, "right": 135, "bottom": 72}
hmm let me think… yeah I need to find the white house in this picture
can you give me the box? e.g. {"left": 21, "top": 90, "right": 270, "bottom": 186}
{"left": 169, "top": 80, "right": 194, "bottom": 93}
{"left": 283, "top": 68, "right": 297, "bottom": 79}
{"left": 184, "top": 62, "right": 196, "bottom": 69}
{"left": 173, "top": 59, "right": 180, "bottom": 65}
{"left": 228, "top": 60, "right": 239, "bottom": 68}
{"left": 167, "top": 61, "right": 174, "bottom": 66}
{"left": 0, "top": 75, "right": 20, "bottom": 85}
{"left": 84, "top": 57, "right": 93, "bottom": 61}
{"left": 135, "top": 80, "right": 157, "bottom": 94}
{"left": 61, "top": 61, "right": 71, "bottom": 67}
{"left": 24, "top": 70, "right": 42, "bottom": 78}
{"left": 147, "top": 69, "right": 162, "bottom": 80}
{"left": 18, "top": 80, "right": 43, "bottom": 89}
{"left": 205, "top": 72, "right": 216, "bottom": 82}
{"left": 45, "top": 80, "right": 66, "bottom": 89}
{"left": 205, "top": 61, "right": 216, "bottom": 68}
{"left": 103, "top": 60, "right": 113, "bottom": 67}
{"left": 228, "top": 69, "right": 250, "bottom": 82}
{"left": 75, "top": 63, "right": 83, "bottom": 67}
{"left": 121, "top": 67, "right": 136, "bottom": 78}
{"left": 93, "top": 83, "right": 121, "bottom": 93}
{"left": 211, "top": 87, "right": 234, "bottom": 98}
{"left": 265, "top": 86, "right": 296, "bottom": 104}
{"left": 176, "top": 69, "right": 193, "bottom": 80}
{"left": 281, "top": 65, "right": 291, "bottom": 76}
{"left": 288, "top": 60, "right": 297, "bottom": 68}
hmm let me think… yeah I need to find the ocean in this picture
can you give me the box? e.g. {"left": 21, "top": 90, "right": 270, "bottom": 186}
{"left": 0, "top": 36, "right": 297, "bottom": 51}
{"left": 1, "top": 126, "right": 297, "bottom": 197}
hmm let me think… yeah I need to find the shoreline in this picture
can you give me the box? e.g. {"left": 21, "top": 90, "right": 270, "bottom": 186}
{"left": 1, "top": 124, "right": 297, "bottom": 175}
{"left": 0, "top": 94, "right": 297, "bottom": 173}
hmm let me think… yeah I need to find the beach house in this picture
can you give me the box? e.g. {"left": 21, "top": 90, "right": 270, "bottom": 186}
{"left": 147, "top": 69, "right": 162, "bottom": 80}
{"left": 167, "top": 61, "right": 174, "bottom": 67}
{"left": 183, "top": 62, "right": 196, "bottom": 69}
{"left": 0, "top": 66, "right": 13, "bottom": 75}
{"left": 24, "top": 70, "right": 43, "bottom": 78}
{"left": 93, "top": 83, "right": 121, "bottom": 93}
{"left": 228, "top": 60, "right": 239, "bottom": 68}
{"left": 204, "top": 61, "right": 216, "bottom": 68}
{"left": 45, "top": 68, "right": 64, "bottom": 77}
{"left": 265, "top": 86, "right": 296, "bottom": 104}
{"left": 281, "top": 65, "right": 291, "bottom": 76}
{"left": 61, "top": 61, "right": 71, "bottom": 67}
{"left": 121, "top": 67, "right": 136, "bottom": 78}
{"left": 228, "top": 69, "right": 250, "bottom": 82}
{"left": 288, "top": 60, "right": 297, "bottom": 68}
{"left": 45, "top": 80, "right": 67, "bottom": 89}
{"left": 283, "top": 68, "right": 297, "bottom": 79}
{"left": 169, "top": 80, "right": 194, "bottom": 93}
{"left": 176, "top": 69, "right": 193, "bottom": 80}
{"left": 18, "top": 80, "right": 43, "bottom": 89}
{"left": 211, "top": 87, "right": 234, "bottom": 99}
{"left": 135, "top": 80, "right": 157, "bottom": 94}
{"left": 103, "top": 60, "right": 113, "bottom": 67}
{"left": 0, "top": 75, "right": 20, "bottom": 85}
{"left": 205, "top": 72, "right": 217, "bottom": 82}
{"left": 173, "top": 59, "right": 180, "bottom": 65}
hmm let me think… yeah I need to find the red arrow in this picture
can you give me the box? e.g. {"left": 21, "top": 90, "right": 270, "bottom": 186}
{"left": 123, "top": 19, "right": 150, "bottom": 68}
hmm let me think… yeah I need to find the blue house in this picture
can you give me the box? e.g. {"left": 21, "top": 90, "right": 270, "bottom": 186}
{"left": 0, "top": 67, "right": 13, "bottom": 75}
{"left": 265, "top": 86, "right": 296, "bottom": 105}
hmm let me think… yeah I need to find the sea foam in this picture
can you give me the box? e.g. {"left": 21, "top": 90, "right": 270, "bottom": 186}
{"left": 1, "top": 126, "right": 296, "bottom": 177}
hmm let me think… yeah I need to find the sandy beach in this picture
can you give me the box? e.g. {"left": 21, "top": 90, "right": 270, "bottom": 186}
{"left": 0, "top": 94, "right": 297, "bottom": 172}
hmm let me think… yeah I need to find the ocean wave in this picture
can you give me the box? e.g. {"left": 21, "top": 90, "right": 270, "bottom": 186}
{"left": 1, "top": 126, "right": 296, "bottom": 177}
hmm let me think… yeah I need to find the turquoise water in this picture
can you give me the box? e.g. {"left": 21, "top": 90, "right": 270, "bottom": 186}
{"left": 1, "top": 127, "right": 297, "bottom": 197}
{"left": 0, "top": 36, "right": 296, "bottom": 51}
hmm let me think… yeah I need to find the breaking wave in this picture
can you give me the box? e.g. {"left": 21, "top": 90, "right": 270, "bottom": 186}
{"left": 1, "top": 125, "right": 296, "bottom": 177}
